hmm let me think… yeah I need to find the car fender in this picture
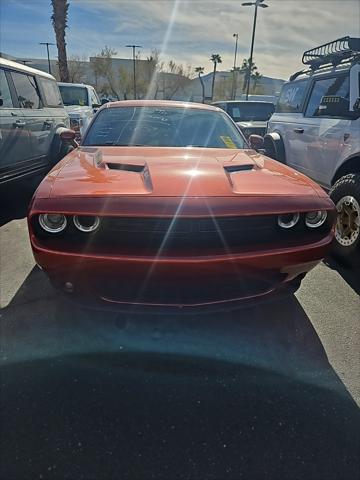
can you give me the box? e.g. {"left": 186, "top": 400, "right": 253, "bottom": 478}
{"left": 49, "top": 125, "right": 75, "bottom": 164}
{"left": 331, "top": 152, "right": 360, "bottom": 185}
{"left": 263, "top": 132, "right": 286, "bottom": 164}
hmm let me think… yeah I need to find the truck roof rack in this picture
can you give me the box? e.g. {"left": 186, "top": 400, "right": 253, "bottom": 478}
{"left": 289, "top": 36, "right": 360, "bottom": 81}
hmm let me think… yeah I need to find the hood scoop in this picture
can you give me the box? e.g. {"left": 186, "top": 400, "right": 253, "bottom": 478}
{"left": 104, "top": 161, "right": 153, "bottom": 193}
{"left": 224, "top": 164, "right": 254, "bottom": 173}
{"left": 106, "top": 163, "right": 145, "bottom": 173}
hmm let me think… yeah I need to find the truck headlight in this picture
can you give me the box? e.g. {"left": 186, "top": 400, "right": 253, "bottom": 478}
{"left": 70, "top": 118, "right": 83, "bottom": 131}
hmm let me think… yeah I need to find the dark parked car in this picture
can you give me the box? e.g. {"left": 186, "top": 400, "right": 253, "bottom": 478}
{"left": 213, "top": 100, "right": 275, "bottom": 138}
{"left": 0, "top": 57, "right": 70, "bottom": 191}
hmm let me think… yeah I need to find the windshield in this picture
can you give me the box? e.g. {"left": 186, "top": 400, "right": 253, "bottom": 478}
{"left": 58, "top": 85, "right": 89, "bottom": 106}
{"left": 227, "top": 102, "right": 275, "bottom": 122}
{"left": 83, "top": 106, "right": 246, "bottom": 148}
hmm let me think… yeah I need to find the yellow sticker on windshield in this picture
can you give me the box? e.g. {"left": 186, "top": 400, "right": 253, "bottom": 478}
{"left": 79, "top": 100, "right": 85, "bottom": 106}
{"left": 220, "top": 136, "right": 237, "bottom": 149}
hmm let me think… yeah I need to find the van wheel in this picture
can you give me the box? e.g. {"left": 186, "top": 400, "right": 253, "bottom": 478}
{"left": 329, "top": 173, "right": 360, "bottom": 265}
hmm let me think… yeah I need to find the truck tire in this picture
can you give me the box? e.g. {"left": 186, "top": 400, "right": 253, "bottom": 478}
{"left": 263, "top": 133, "right": 286, "bottom": 164}
{"left": 329, "top": 173, "right": 360, "bottom": 265}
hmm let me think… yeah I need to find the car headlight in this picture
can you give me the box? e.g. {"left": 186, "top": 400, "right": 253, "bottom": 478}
{"left": 73, "top": 215, "right": 100, "bottom": 232}
{"left": 305, "top": 211, "right": 327, "bottom": 228}
{"left": 277, "top": 212, "right": 300, "bottom": 229}
{"left": 39, "top": 214, "right": 67, "bottom": 233}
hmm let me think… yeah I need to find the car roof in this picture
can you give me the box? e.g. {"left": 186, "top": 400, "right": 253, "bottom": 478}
{"left": 104, "top": 100, "right": 222, "bottom": 112}
{"left": 212, "top": 100, "right": 273, "bottom": 105}
{"left": 0, "top": 56, "right": 55, "bottom": 80}
{"left": 58, "top": 82, "right": 94, "bottom": 88}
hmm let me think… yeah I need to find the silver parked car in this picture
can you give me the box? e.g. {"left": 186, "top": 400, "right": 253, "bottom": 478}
{"left": 58, "top": 82, "right": 101, "bottom": 140}
{"left": 0, "top": 57, "right": 70, "bottom": 190}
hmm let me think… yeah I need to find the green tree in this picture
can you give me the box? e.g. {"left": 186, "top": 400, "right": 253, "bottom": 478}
{"left": 210, "top": 54, "right": 222, "bottom": 101}
{"left": 195, "top": 66, "right": 205, "bottom": 103}
{"left": 51, "top": 0, "right": 70, "bottom": 82}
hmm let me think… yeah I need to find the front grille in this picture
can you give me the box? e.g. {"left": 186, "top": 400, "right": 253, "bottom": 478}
{"left": 33, "top": 214, "right": 331, "bottom": 256}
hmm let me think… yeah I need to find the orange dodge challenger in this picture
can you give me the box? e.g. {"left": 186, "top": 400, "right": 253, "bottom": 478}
{"left": 28, "top": 100, "right": 335, "bottom": 309}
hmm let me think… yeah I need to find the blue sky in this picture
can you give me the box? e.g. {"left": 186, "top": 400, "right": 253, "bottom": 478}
{"left": 1, "top": 0, "right": 359, "bottom": 79}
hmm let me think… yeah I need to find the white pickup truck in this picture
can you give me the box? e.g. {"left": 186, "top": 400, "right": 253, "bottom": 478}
{"left": 58, "top": 82, "right": 101, "bottom": 140}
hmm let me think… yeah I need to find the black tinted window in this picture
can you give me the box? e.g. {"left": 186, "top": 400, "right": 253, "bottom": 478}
{"left": 276, "top": 80, "right": 308, "bottom": 113}
{"left": 0, "top": 69, "right": 13, "bottom": 108}
{"left": 84, "top": 106, "right": 245, "bottom": 149}
{"left": 59, "top": 85, "right": 89, "bottom": 106}
{"left": 305, "top": 75, "right": 350, "bottom": 117}
{"left": 11, "top": 71, "right": 41, "bottom": 109}
{"left": 227, "top": 102, "right": 275, "bottom": 121}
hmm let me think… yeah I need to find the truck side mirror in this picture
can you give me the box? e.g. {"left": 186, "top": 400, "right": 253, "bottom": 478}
{"left": 353, "top": 97, "right": 360, "bottom": 112}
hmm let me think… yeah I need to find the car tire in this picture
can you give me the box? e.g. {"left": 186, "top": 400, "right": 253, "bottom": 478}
{"left": 329, "top": 173, "right": 360, "bottom": 265}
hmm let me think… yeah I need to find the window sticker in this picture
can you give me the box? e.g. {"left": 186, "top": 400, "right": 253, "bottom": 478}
{"left": 220, "top": 136, "right": 237, "bottom": 149}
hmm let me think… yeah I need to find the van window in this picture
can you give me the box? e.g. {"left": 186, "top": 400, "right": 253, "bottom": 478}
{"left": 0, "top": 69, "right": 13, "bottom": 108}
{"left": 39, "top": 78, "right": 63, "bottom": 107}
{"left": 11, "top": 71, "right": 41, "bottom": 109}
{"left": 276, "top": 80, "right": 308, "bottom": 113}
{"left": 305, "top": 75, "right": 350, "bottom": 117}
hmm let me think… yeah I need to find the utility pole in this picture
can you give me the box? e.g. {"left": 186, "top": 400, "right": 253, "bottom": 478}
{"left": 39, "top": 42, "right": 55, "bottom": 75}
{"left": 232, "top": 33, "right": 239, "bottom": 100}
{"left": 242, "top": 0, "right": 269, "bottom": 100}
{"left": 126, "top": 44, "right": 142, "bottom": 99}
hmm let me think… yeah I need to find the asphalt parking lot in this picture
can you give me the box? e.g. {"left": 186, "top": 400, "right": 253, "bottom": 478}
{"left": 1, "top": 191, "right": 359, "bottom": 479}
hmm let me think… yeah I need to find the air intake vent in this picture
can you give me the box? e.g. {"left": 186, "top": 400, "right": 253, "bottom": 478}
{"left": 224, "top": 164, "right": 254, "bottom": 173}
{"left": 106, "top": 163, "right": 144, "bottom": 173}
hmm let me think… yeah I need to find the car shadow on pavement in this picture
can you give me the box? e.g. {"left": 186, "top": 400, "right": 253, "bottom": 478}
{"left": 1, "top": 267, "right": 359, "bottom": 480}
{"left": 324, "top": 257, "right": 360, "bottom": 295}
{"left": 0, "top": 176, "right": 43, "bottom": 227}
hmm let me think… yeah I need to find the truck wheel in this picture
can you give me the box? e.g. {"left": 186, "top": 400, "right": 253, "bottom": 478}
{"left": 329, "top": 173, "right": 360, "bottom": 264}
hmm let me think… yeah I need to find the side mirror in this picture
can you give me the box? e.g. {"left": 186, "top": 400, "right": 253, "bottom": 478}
{"left": 0, "top": 98, "right": 3, "bottom": 107}
{"left": 353, "top": 97, "right": 360, "bottom": 112}
{"left": 59, "top": 128, "right": 79, "bottom": 148}
{"left": 248, "top": 134, "right": 264, "bottom": 151}
{"left": 101, "top": 98, "right": 110, "bottom": 105}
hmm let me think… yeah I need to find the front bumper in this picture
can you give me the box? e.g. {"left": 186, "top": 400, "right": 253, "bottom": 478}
{"left": 31, "top": 232, "right": 333, "bottom": 308}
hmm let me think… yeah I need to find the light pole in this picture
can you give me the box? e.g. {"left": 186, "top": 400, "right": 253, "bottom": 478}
{"left": 232, "top": 33, "right": 239, "bottom": 100}
{"left": 126, "top": 44, "right": 142, "bottom": 99}
{"left": 39, "top": 42, "right": 55, "bottom": 75}
{"left": 242, "top": 0, "right": 268, "bottom": 100}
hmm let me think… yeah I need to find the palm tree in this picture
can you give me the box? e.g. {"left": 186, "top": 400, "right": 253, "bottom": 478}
{"left": 252, "top": 71, "right": 262, "bottom": 93}
{"left": 195, "top": 66, "right": 205, "bottom": 103}
{"left": 51, "top": 0, "right": 70, "bottom": 82}
{"left": 210, "top": 54, "right": 222, "bottom": 101}
{"left": 240, "top": 58, "right": 258, "bottom": 94}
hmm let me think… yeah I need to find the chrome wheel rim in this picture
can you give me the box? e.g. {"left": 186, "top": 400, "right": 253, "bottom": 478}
{"left": 335, "top": 196, "right": 360, "bottom": 247}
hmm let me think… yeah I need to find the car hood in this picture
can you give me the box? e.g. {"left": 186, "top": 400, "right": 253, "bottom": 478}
{"left": 64, "top": 105, "right": 92, "bottom": 117}
{"left": 42, "top": 146, "right": 322, "bottom": 199}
